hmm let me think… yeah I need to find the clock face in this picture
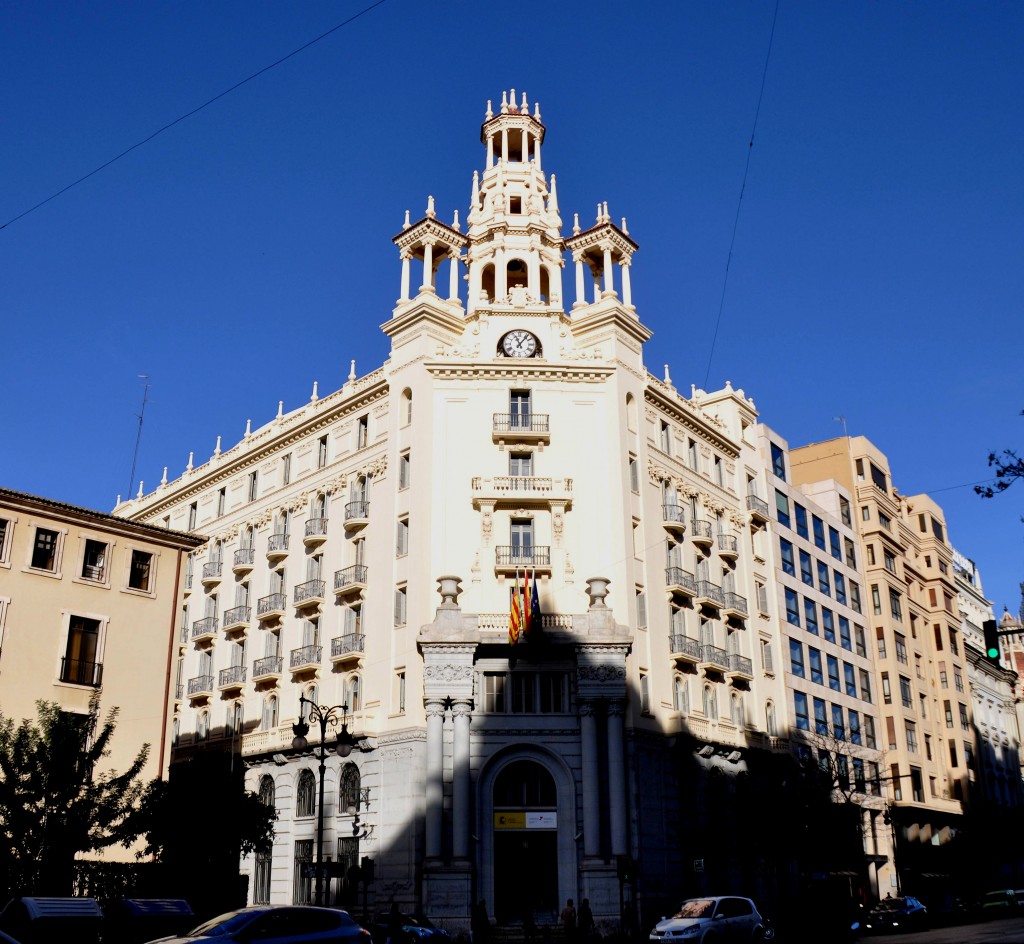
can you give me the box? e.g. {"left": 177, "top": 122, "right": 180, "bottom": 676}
{"left": 502, "top": 330, "right": 538, "bottom": 358}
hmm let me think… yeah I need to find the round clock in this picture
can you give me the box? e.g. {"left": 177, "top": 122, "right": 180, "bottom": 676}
{"left": 501, "top": 330, "right": 538, "bottom": 358}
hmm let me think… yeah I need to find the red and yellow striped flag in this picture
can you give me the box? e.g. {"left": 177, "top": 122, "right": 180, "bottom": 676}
{"left": 509, "top": 569, "right": 523, "bottom": 645}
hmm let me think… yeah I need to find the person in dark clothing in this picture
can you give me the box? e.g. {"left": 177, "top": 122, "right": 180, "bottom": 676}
{"left": 560, "top": 899, "right": 577, "bottom": 944}
{"left": 472, "top": 899, "right": 491, "bottom": 944}
{"left": 577, "top": 899, "right": 594, "bottom": 940}
{"left": 386, "top": 903, "right": 407, "bottom": 944}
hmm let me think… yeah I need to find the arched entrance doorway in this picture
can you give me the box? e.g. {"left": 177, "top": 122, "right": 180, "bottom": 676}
{"left": 492, "top": 760, "right": 559, "bottom": 925}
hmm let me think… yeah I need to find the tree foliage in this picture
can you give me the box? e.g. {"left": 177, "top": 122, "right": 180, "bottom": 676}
{"left": 976, "top": 412, "right": 1024, "bottom": 498}
{"left": 0, "top": 697, "right": 149, "bottom": 898}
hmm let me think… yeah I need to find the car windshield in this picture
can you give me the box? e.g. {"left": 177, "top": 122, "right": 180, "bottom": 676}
{"left": 674, "top": 900, "right": 715, "bottom": 919}
{"left": 189, "top": 910, "right": 256, "bottom": 936}
{"left": 984, "top": 892, "right": 1010, "bottom": 902}
{"left": 874, "top": 900, "right": 905, "bottom": 913}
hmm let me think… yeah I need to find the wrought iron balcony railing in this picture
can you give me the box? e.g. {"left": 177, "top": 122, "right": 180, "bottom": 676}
{"left": 304, "top": 517, "right": 328, "bottom": 538}
{"left": 665, "top": 567, "right": 696, "bottom": 594}
{"left": 294, "top": 579, "right": 325, "bottom": 605}
{"left": 290, "top": 645, "right": 322, "bottom": 669}
{"left": 495, "top": 545, "right": 552, "bottom": 568}
{"left": 727, "top": 653, "right": 753, "bottom": 677}
{"left": 669, "top": 635, "right": 701, "bottom": 661}
{"left": 331, "top": 634, "right": 365, "bottom": 658}
{"left": 223, "top": 605, "right": 251, "bottom": 628}
{"left": 691, "top": 519, "right": 713, "bottom": 541}
{"left": 267, "top": 532, "right": 289, "bottom": 553}
{"left": 344, "top": 501, "right": 370, "bottom": 522}
{"left": 191, "top": 616, "right": 218, "bottom": 638}
{"left": 60, "top": 658, "right": 103, "bottom": 687}
{"left": 746, "top": 494, "right": 770, "bottom": 519}
{"left": 187, "top": 674, "right": 214, "bottom": 696}
{"left": 219, "top": 665, "right": 247, "bottom": 687}
{"left": 334, "top": 564, "right": 368, "bottom": 592}
{"left": 699, "top": 645, "right": 729, "bottom": 671}
{"left": 234, "top": 547, "right": 255, "bottom": 568}
{"left": 253, "top": 655, "right": 283, "bottom": 679}
{"left": 695, "top": 581, "right": 725, "bottom": 606}
{"left": 256, "top": 592, "right": 287, "bottom": 617}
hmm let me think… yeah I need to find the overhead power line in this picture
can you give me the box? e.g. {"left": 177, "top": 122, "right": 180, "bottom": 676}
{"left": 1, "top": 0, "right": 389, "bottom": 231}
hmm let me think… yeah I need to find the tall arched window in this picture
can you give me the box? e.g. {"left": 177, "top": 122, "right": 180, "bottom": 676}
{"left": 731, "top": 693, "right": 744, "bottom": 727}
{"left": 171, "top": 717, "right": 180, "bottom": 746}
{"left": 401, "top": 389, "right": 413, "bottom": 426}
{"left": 254, "top": 776, "right": 275, "bottom": 905}
{"left": 673, "top": 676, "right": 689, "bottom": 714}
{"left": 197, "top": 711, "right": 209, "bottom": 741}
{"left": 766, "top": 701, "right": 777, "bottom": 737}
{"left": 703, "top": 684, "right": 717, "bottom": 720}
{"left": 258, "top": 775, "right": 276, "bottom": 809}
{"left": 296, "top": 769, "right": 316, "bottom": 818}
{"left": 494, "top": 760, "right": 556, "bottom": 807}
{"left": 340, "top": 763, "right": 361, "bottom": 814}
{"left": 347, "top": 675, "right": 361, "bottom": 713}
{"left": 264, "top": 695, "right": 279, "bottom": 730}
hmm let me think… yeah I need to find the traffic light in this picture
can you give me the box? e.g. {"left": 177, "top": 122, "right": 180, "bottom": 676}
{"left": 983, "top": 619, "right": 1001, "bottom": 665}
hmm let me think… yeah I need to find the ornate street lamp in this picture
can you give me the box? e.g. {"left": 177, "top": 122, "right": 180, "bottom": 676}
{"left": 292, "top": 697, "right": 371, "bottom": 906}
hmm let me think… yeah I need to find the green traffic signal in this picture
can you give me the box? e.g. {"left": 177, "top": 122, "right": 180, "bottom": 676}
{"left": 983, "top": 619, "right": 1000, "bottom": 664}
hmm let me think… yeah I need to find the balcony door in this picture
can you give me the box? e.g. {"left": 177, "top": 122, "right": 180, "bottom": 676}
{"left": 511, "top": 520, "right": 534, "bottom": 563}
{"left": 510, "top": 390, "right": 531, "bottom": 428}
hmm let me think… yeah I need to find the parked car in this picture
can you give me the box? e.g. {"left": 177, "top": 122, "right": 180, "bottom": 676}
{"left": 145, "top": 906, "right": 372, "bottom": 943}
{"left": 365, "top": 911, "right": 450, "bottom": 944}
{"left": 980, "top": 889, "right": 1022, "bottom": 915}
{"left": 648, "top": 896, "right": 774, "bottom": 942}
{"left": 862, "top": 896, "right": 928, "bottom": 933}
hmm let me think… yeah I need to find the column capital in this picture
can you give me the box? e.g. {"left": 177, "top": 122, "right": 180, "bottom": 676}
{"left": 607, "top": 700, "right": 626, "bottom": 719}
{"left": 426, "top": 700, "right": 447, "bottom": 720}
{"left": 451, "top": 701, "right": 473, "bottom": 721}
{"left": 579, "top": 699, "right": 598, "bottom": 718}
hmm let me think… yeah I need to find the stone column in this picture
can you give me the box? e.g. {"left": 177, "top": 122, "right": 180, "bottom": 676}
{"left": 579, "top": 700, "right": 601, "bottom": 857}
{"left": 400, "top": 251, "right": 411, "bottom": 302}
{"left": 602, "top": 245, "right": 615, "bottom": 297}
{"left": 621, "top": 259, "right": 632, "bottom": 307}
{"left": 501, "top": 128, "right": 509, "bottom": 163}
{"left": 452, "top": 701, "right": 472, "bottom": 858}
{"left": 448, "top": 251, "right": 460, "bottom": 302}
{"left": 534, "top": 133, "right": 541, "bottom": 171}
{"left": 607, "top": 700, "right": 628, "bottom": 855}
{"left": 421, "top": 241, "right": 435, "bottom": 294}
{"left": 573, "top": 252, "right": 585, "bottom": 308}
{"left": 487, "top": 134, "right": 494, "bottom": 169}
{"left": 425, "top": 699, "right": 445, "bottom": 858}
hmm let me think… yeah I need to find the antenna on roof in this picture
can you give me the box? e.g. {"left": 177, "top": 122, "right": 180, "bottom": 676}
{"left": 128, "top": 375, "right": 151, "bottom": 500}
{"left": 833, "top": 415, "right": 848, "bottom": 437}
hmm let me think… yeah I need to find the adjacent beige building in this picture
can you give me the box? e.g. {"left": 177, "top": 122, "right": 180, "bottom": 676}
{"left": 0, "top": 487, "right": 202, "bottom": 805}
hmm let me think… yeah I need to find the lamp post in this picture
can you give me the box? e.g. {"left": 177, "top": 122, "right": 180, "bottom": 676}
{"left": 292, "top": 697, "right": 367, "bottom": 907}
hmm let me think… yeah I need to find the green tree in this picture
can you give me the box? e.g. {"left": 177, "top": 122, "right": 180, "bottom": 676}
{"left": 976, "top": 411, "right": 1024, "bottom": 497}
{"left": 0, "top": 697, "right": 149, "bottom": 899}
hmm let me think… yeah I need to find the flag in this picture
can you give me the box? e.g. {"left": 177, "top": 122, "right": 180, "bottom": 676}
{"left": 529, "top": 567, "right": 542, "bottom": 640}
{"left": 522, "top": 569, "right": 532, "bottom": 638}
{"left": 509, "top": 568, "right": 522, "bottom": 646}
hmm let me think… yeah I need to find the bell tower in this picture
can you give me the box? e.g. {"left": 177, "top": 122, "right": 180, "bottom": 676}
{"left": 465, "top": 89, "right": 565, "bottom": 315}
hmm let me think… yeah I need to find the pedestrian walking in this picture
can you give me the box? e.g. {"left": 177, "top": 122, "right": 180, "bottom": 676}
{"left": 577, "top": 899, "right": 594, "bottom": 941}
{"left": 560, "top": 898, "right": 577, "bottom": 944}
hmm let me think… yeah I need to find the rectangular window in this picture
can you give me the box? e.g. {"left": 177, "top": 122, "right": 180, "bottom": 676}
{"left": 809, "top": 647, "right": 823, "bottom": 684}
{"left": 959, "top": 703, "right": 969, "bottom": 730}
{"left": 800, "top": 550, "right": 814, "bottom": 586}
{"left": 636, "top": 589, "right": 647, "bottom": 629}
{"left": 775, "top": 490, "right": 790, "bottom": 528}
{"left": 396, "top": 517, "right": 409, "bottom": 556}
{"left": 864, "top": 715, "right": 877, "bottom": 750}
{"left": 882, "top": 672, "right": 891, "bottom": 705}
{"left": 790, "top": 639, "right": 805, "bottom": 677}
{"left": 870, "top": 463, "right": 887, "bottom": 491}
{"left": 282, "top": 453, "right": 292, "bottom": 485}
{"left": 932, "top": 518, "right": 945, "bottom": 542}
{"left": 318, "top": 435, "right": 329, "bottom": 468}
{"left": 713, "top": 456, "right": 724, "bottom": 486}
{"left": 876, "top": 627, "right": 887, "bottom": 659}
{"left": 785, "top": 588, "right": 800, "bottom": 626}
{"left": 939, "top": 662, "right": 948, "bottom": 688}
{"left": 0, "top": 518, "right": 9, "bottom": 563}
{"left": 659, "top": 421, "right": 671, "bottom": 454}
{"left": 834, "top": 571, "right": 847, "bottom": 605}
{"left": 895, "top": 633, "right": 908, "bottom": 664}
{"left": 812, "top": 516, "right": 826, "bottom": 551}
{"left": 188, "top": 502, "right": 197, "bottom": 530}
{"left": 756, "top": 580, "right": 768, "bottom": 615}
{"left": 844, "top": 538, "right": 856, "bottom": 569}
{"left": 804, "top": 598, "right": 818, "bottom": 635}
{"left": 817, "top": 561, "right": 831, "bottom": 596}
{"left": 839, "top": 496, "right": 852, "bottom": 526}
{"left": 832, "top": 703, "right": 846, "bottom": 740}
{"left": 128, "top": 550, "right": 153, "bottom": 591}
{"left": 509, "top": 451, "right": 533, "bottom": 476}
{"left": 794, "top": 692, "right": 810, "bottom": 730}
{"left": 794, "top": 503, "right": 808, "bottom": 539}
{"left": 949, "top": 742, "right": 958, "bottom": 768}
{"left": 884, "top": 548, "right": 897, "bottom": 574}
{"left": 62, "top": 615, "right": 101, "bottom": 686}
{"left": 293, "top": 840, "right": 314, "bottom": 905}
{"left": 886, "top": 715, "right": 897, "bottom": 750}
{"left": 827, "top": 654, "right": 841, "bottom": 691}
{"left": 822, "top": 608, "right": 835, "bottom": 643}
{"left": 954, "top": 667, "right": 964, "bottom": 693}
{"left": 905, "top": 721, "right": 918, "bottom": 753}
{"left": 81, "top": 539, "right": 108, "bottom": 581}
{"left": 934, "top": 624, "right": 943, "bottom": 651}
{"left": 850, "top": 582, "right": 862, "bottom": 614}
{"left": 911, "top": 767, "right": 924, "bottom": 803}
{"left": 484, "top": 673, "right": 506, "bottom": 712}
{"left": 688, "top": 439, "right": 699, "bottom": 470}
{"left": 217, "top": 488, "right": 226, "bottom": 516}
{"left": 399, "top": 452, "right": 411, "bottom": 489}
{"left": 891, "top": 764, "right": 903, "bottom": 801}
{"left": 829, "top": 527, "right": 842, "bottom": 561}
{"left": 31, "top": 528, "right": 59, "bottom": 571}
{"left": 394, "top": 587, "right": 407, "bottom": 626}
{"left": 780, "top": 539, "right": 795, "bottom": 576}
{"left": 879, "top": 511, "right": 891, "bottom": 531}
{"left": 850, "top": 709, "right": 862, "bottom": 745}
{"left": 859, "top": 669, "right": 872, "bottom": 703}
{"left": 839, "top": 616, "right": 851, "bottom": 651}
{"left": 948, "top": 627, "right": 959, "bottom": 656}
{"left": 900, "top": 676, "right": 912, "bottom": 708}
{"left": 629, "top": 455, "right": 639, "bottom": 493}
{"left": 397, "top": 671, "right": 407, "bottom": 713}
{"left": 871, "top": 584, "right": 882, "bottom": 616}
{"left": 890, "top": 589, "right": 903, "bottom": 622}
{"left": 854, "top": 623, "right": 866, "bottom": 657}
{"left": 813, "top": 697, "right": 828, "bottom": 735}
{"left": 248, "top": 471, "right": 259, "bottom": 503}
{"left": 770, "top": 443, "right": 786, "bottom": 480}
{"left": 357, "top": 416, "right": 369, "bottom": 449}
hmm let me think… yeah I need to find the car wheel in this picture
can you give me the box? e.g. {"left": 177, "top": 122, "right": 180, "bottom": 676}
{"left": 755, "top": 926, "right": 776, "bottom": 942}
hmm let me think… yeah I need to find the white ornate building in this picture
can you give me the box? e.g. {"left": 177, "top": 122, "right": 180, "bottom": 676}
{"left": 119, "top": 90, "right": 846, "bottom": 928}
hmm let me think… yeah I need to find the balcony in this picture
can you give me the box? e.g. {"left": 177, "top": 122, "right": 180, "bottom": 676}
{"left": 699, "top": 645, "right": 729, "bottom": 673}
{"left": 330, "top": 634, "right": 365, "bottom": 664}
{"left": 175, "top": 683, "right": 183, "bottom": 701}
{"left": 304, "top": 517, "right": 329, "bottom": 547}
{"left": 256, "top": 592, "right": 287, "bottom": 622}
{"left": 472, "top": 476, "right": 573, "bottom": 507}
{"left": 695, "top": 580, "right": 725, "bottom": 609}
{"left": 294, "top": 579, "right": 326, "bottom": 609}
{"left": 252, "top": 655, "right": 283, "bottom": 684}
{"left": 187, "top": 674, "right": 214, "bottom": 698}
{"left": 723, "top": 592, "right": 748, "bottom": 619}
{"left": 59, "top": 658, "right": 103, "bottom": 687}
{"left": 665, "top": 566, "right": 696, "bottom": 597}
{"left": 218, "top": 664, "right": 247, "bottom": 691}
{"left": 233, "top": 546, "right": 255, "bottom": 574}
{"left": 290, "top": 645, "right": 322, "bottom": 673}
{"left": 726, "top": 653, "right": 753, "bottom": 681}
{"left": 495, "top": 545, "right": 552, "bottom": 573}
{"left": 334, "top": 564, "right": 368, "bottom": 597}
{"left": 691, "top": 520, "right": 713, "bottom": 547}
{"left": 344, "top": 502, "right": 370, "bottom": 529}
{"left": 201, "top": 560, "right": 222, "bottom": 587}
{"left": 746, "top": 494, "right": 770, "bottom": 523}
{"left": 266, "top": 532, "right": 289, "bottom": 562}
{"left": 717, "top": 533, "right": 739, "bottom": 559}
{"left": 669, "top": 635, "right": 701, "bottom": 665}
{"left": 222, "top": 605, "right": 251, "bottom": 633}
{"left": 661, "top": 504, "right": 687, "bottom": 535}
{"left": 492, "top": 413, "right": 551, "bottom": 444}
{"left": 191, "top": 616, "right": 218, "bottom": 643}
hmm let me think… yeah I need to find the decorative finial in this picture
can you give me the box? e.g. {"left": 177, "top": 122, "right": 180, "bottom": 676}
{"left": 310, "top": 381, "right": 319, "bottom": 403}
{"left": 137, "top": 480, "right": 144, "bottom": 499}
{"left": 485, "top": 99, "right": 493, "bottom": 120}
{"left": 244, "top": 418, "right": 251, "bottom": 439}
{"left": 548, "top": 174, "right": 559, "bottom": 213}
{"left": 452, "top": 209, "right": 460, "bottom": 231}
{"left": 214, "top": 435, "right": 222, "bottom": 457}
{"left": 426, "top": 195, "right": 436, "bottom": 219}
{"left": 665, "top": 365, "right": 673, "bottom": 385}
{"left": 603, "top": 201, "right": 610, "bottom": 222}
{"left": 116, "top": 494, "right": 121, "bottom": 506}
{"left": 186, "top": 451, "right": 194, "bottom": 472}
{"left": 500, "top": 90, "right": 509, "bottom": 114}
{"left": 573, "top": 212, "right": 581, "bottom": 235}
{"left": 534, "top": 101, "right": 541, "bottom": 121}
{"left": 276, "top": 400, "right": 284, "bottom": 421}
{"left": 596, "top": 203, "right": 602, "bottom": 224}
{"left": 348, "top": 359, "right": 357, "bottom": 383}
{"left": 160, "top": 466, "right": 168, "bottom": 486}
{"left": 725, "top": 380, "right": 733, "bottom": 390}
{"left": 621, "top": 217, "right": 629, "bottom": 235}
{"left": 521, "top": 91, "right": 528, "bottom": 112}
{"left": 510, "top": 88, "right": 517, "bottom": 112}
{"left": 403, "top": 209, "right": 411, "bottom": 230}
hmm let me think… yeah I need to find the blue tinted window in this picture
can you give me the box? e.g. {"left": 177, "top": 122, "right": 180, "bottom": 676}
{"left": 790, "top": 639, "right": 805, "bottom": 678}
{"left": 809, "top": 648, "right": 823, "bottom": 685}
{"left": 817, "top": 561, "right": 831, "bottom": 596}
{"left": 771, "top": 443, "right": 786, "bottom": 480}
{"left": 814, "top": 697, "right": 828, "bottom": 735}
{"left": 829, "top": 527, "right": 842, "bottom": 561}
{"left": 822, "top": 608, "right": 836, "bottom": 643}
{"left": 844, "top": 662, "right": 857, "bottom": 697}
{"left": 839, "top": 616, "right": 852, "bottom": 651}
{"left": 834, "top": 572, "right": 847, "bottom": 605}
{"left": 804, "top": 597, "right": 818, "bottom": 635}
{"left": 827, "top": 654, "right": 840, "bottom": 691}
{"left": 832, "top": 703, "right": 846, "bottom": 740}
{"left": 795, "top": 503, "right": 808, "bottom": 538}
{"left": 800, "top": 550, "right": 814, "bottom": 586}
{"left": 775, "top": 490, "right": 790, "bottom": 528}
{"left": 795, "top": 692, "right": 809, "bottom": 730}
{"left": 812, "top": 516, "right": 826, "bottom": 550}
{"left": 785, "top": 588, "right": 800, "bottom": 626}
{"left": 780, "top": 539, "right": 795, "bottom": 576}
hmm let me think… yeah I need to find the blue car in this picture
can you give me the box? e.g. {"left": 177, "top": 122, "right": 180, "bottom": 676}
{"left": 147, "top": 906, "right": 372, "bottom": 944}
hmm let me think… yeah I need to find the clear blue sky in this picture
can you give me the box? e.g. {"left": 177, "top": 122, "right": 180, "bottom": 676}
{"left": 3, "top": 1, "right": 1022, "bottom": 611}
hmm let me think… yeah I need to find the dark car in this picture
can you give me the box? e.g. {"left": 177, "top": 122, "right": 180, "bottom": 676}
{"left": 146, "top": 906, "right": 372, "bottom": 944}
{"left": 862, "top": 897, "right": 928, "bottom": 933}
{"left": 365, "top": 912, "right": 450, "bottom": 944}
